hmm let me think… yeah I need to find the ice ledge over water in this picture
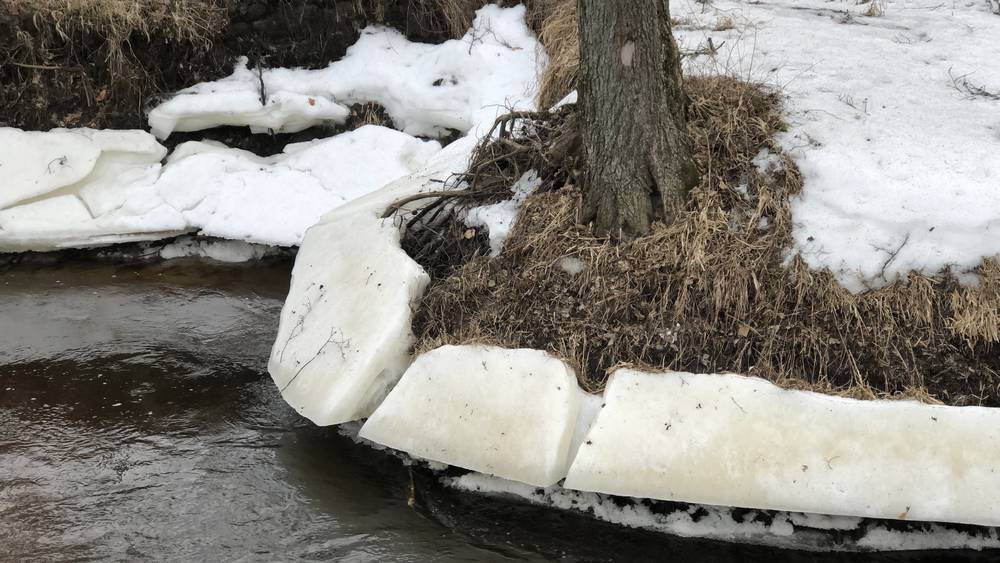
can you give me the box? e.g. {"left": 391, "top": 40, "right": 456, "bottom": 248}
{"left": 566, "top": 369, "right": 1000, "bottom": 528}
{"left": 349, "top": 341, "right": 1000, "bottom": 531}
{"left": 0, "top": 125, "right": 440, "bottom": 252}
{"left": 360, "top": 345, "right": 585, "bottom": 487}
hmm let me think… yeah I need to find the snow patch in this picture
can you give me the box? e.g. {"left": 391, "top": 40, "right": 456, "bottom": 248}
{"left": 360, "top": 345, "right": 583, "bottom": 487}
{"left": 463, "top": 170, "right": 542, "bottom": 255}
{"left": 552, "top": 90, "right": 578, "bottom": 109}
{"left": 557, "top": 256, "right": 585, "bottom": 276}
{"left": 148, "top": 5, "right": 542, "bottom": 140}
{"left": 673, "top": 0, "right": 1000, "bottom": 290}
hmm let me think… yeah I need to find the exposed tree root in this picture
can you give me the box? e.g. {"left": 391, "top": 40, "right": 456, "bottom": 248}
{"left": 397, "top": 106, "right": 580, "bottom": 279}
{"left": 404, "top": 75, "right": 1000, "bottom": 406}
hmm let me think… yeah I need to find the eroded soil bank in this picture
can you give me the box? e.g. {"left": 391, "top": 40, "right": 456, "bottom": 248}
{"left": 0, "top": 0, "right": 473, "bottom": 132}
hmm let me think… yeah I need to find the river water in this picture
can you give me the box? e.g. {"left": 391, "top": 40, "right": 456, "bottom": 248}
{"left": 0, "top": 257, "right": 993, "bottom": 562}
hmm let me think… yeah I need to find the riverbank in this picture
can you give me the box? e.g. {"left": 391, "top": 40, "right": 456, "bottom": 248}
{"left": 0, "top": 257, "right": 995, "bottom": 560}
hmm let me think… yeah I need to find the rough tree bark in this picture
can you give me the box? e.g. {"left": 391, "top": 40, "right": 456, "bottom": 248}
{"left": 577, "top": 0, "right": 699, "bottom": 238}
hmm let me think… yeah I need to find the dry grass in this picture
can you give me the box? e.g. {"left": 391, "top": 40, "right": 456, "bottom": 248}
{"left": 1, "top": 0, "right": 226, "bottom": 82}
{"left": 346, "top": 101, "right": 395, "bottom": 129}
{"left": 408, "top": 76, "right": 1000, "bottom": 405}
{"left": 0, "top": 0, "right": 228, "bottom": 128}
{"left": 860, "top": 0, "right": 888, "bottom": 17}
{"left": 528, "top": 0, "right": 578, "bottom": 109}
{"left": 713, "top": 16, "right": 736, "bottom": 31}
{"left": 357, "top": 0, "right": 487, "bottom": 39}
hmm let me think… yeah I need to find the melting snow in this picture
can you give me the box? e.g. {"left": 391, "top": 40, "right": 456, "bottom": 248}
{"left": 148, "top": 5, "right": 542, "bottom": 140}
{"left": 672, "top": 0, "right": 1000, "bottom": 291}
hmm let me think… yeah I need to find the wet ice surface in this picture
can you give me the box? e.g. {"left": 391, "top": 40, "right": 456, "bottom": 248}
{"left": 0, "top": 257, "right": 995, "bottom": 562}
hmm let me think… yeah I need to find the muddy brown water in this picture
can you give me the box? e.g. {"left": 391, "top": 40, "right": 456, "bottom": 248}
{"left": 0, "top": 256, "right": 994, "bottom": 562}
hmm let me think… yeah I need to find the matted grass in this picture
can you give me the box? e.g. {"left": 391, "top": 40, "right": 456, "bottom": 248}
{"left": 407, "top": 75, "right": 1000, "bottom": 406}
{"left": 528, "top": 0, "right": 577, "bottom": 109}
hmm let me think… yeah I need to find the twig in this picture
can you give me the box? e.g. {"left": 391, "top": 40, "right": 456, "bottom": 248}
{"left": 949, "top": 67, "right": 1000, "bottom": 100}
{"left": 380, "top": 189, "right": 477, "bottom": 218}
{"left": 255, "top": 55, "right": 268, "bottom": 106}
{"left": 878, "top": 233, "right": 911, "bottom": 281}
{"left": 11, "top": 62, "right": 82, "bottom": 72}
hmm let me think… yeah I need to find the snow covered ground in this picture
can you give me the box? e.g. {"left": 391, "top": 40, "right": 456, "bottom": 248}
{"left": 672, "top": 0, "right": 1000, "bottom": 291}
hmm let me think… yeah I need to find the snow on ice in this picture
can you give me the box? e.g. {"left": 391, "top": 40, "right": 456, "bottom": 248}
{"left": 464, "top": 170, "right": 542, "bottom": 255}
{"left": 0, "top": 126, "right": 440, "bottom": 250}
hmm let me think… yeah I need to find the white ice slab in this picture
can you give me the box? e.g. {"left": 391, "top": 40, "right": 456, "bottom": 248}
{"left": 263, "top": 112, "right": 480, "bottom": 425}
{"left": 267, "top": 209, "right": 429, "bottom": 425}
{"left": 360, "top": 345, "right": 583, "bottom": 487}
{"left": 153, "top": 125, "right": 441, "bottom": 246}
{"left": 148, "top": 84, "right": 350, "bottom": 139}
{"left": 0, "top": 125, "right": 440, "bottom": 251}
{"left": 0, "top": 128, "right": 165, "bottom": 210}
{"left": 148, "top": 5, "right": 542, "bottom": 139}
{"left": 564, "top": 369, "right": 1000, "bottom": 527}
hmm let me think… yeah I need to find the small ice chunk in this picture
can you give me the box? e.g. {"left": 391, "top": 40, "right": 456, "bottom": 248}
{"left": 158, "top": 237, "right": 275, "bottom": 262}
{"left": 464, "top": 170, "right": 542, "bottom": 255}
{"left": 557, "top": 256, "right": 585, "bottom": 276}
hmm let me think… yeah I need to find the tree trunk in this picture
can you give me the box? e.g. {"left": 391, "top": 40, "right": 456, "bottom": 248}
{"left": 577, "top": 0, "right": 699, "bottom": 238}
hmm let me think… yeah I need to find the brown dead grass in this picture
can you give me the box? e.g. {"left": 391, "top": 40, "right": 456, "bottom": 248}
{"left": 358, "top": 0, "right": 488, "bottom": 39}
{"left": 528, "top": 0, "right": 578, "bottom": 109}
{"left": 0, "top": 0, "right": 229, "bottom": 128}
{"left": 0, "top": 0, "right": 497, "bottom": 129}
{"left": 409, "top": 76, "right": 1000, "bottom": 405}
{"left": 1, "top": 0, "right": 226, "bottom": 82}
